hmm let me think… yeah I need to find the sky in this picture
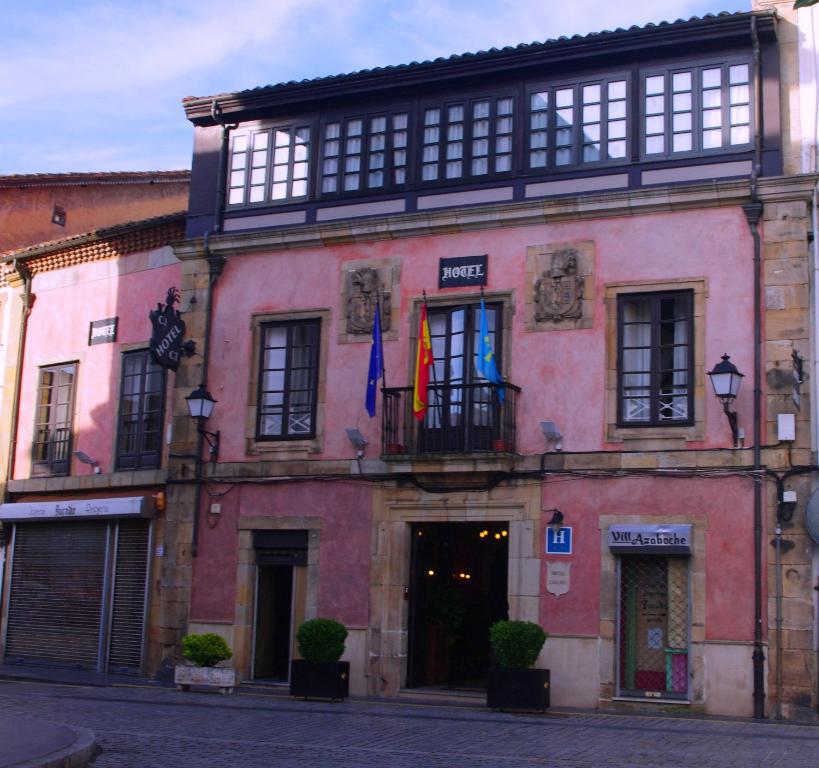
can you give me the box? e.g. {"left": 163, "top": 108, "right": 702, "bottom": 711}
{"left": 2, "top": 0, "right": 750, "bottom": 175}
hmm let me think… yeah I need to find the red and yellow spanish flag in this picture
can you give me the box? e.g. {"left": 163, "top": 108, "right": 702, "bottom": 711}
{"left": 412, "top": 303, "right": 433, "bottom": 420}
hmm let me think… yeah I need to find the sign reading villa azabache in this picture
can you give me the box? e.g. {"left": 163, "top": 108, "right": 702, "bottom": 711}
{"left": 439, "top": 255, "right": 488, "bottom": 288}
{"left": 608, "top": 524, "right": 692, "bottom": 555}
{"left": 149, "top": 287, "right": 186, "bottom": 371}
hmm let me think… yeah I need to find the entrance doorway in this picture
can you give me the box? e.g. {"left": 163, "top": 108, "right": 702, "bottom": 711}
{"left": 253, "top": 565, "right": 294, "bottom": 681}
{"left": 407, "top": 521, "right": 508, "bottom": 690}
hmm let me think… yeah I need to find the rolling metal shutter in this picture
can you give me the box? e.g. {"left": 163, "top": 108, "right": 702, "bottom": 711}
{"left": 107, "top": 519, "right": 150, "bottom": 673}
{"left": 6, "top": 521, "right": 107, "bottom": 667}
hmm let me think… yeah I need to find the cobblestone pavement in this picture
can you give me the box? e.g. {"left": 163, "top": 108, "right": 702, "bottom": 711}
{"left": 1, "top": 679, "right": 818, "bottom": 768}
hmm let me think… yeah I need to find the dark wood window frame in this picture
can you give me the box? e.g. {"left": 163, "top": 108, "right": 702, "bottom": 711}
{"left": 617, "top": 290, "right": 694, "bottom": 427}
{"left": 640, "top": 56, "right": 753, "bottom": 160}
{"left": 115, "top": 349, "right": 167, "bottom": 470}
{"left": 32, "top": 362, "right": 77, "bottom": 476}
{"left": 256, "top": 318, "right": 321, "bottom": 441}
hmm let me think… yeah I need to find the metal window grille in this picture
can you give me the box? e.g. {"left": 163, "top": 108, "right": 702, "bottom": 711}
{"left": 618, "top": 555, "right": 689, "bottom": 698}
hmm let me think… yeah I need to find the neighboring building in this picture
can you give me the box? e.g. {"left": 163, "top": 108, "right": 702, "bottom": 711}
{"left": 0, "top": 213, "right": 184, "bottom": 675}
{"left": 158, "top": 9, "right": 819, "bottom": 718}
{"left": 0, "top": 171, "right": 190, "bottom": 253}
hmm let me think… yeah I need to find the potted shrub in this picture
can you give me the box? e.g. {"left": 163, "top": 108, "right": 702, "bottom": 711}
{"left": 487, "top": 619, "right": 549, "bottom": 711}
{"left": 174, "top": 632, "right": 236, "bottom": 694}
{"left": 290, "top": 618, "right": 349, "bottom": 700}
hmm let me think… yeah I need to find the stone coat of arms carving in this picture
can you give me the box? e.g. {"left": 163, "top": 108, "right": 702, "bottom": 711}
{"left": 346, "top": 267, "right": 391, "bottom": 334}
{"left": 534, "top": 248, "right": 584, "bottom": 322}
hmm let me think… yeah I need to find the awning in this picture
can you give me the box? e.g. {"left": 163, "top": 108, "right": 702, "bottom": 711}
{"left": 0, "top": 496, "right": 146, "bottom": 522}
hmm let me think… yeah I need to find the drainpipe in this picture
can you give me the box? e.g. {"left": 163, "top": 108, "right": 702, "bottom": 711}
{"left": 813, "top": 182, "right": 819, "bottom": 715}
{"left": 190, "top": 102, "right": 230, "bottom": 557}
{"left": 748, "top": 13, "right": 766, "bottom": 721}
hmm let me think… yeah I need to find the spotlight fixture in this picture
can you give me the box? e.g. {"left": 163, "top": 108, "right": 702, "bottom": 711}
{"left": 74, "top": 450, "right": 101, "bottom": 474}
{"left": 540, "top": 421, "right": 563, "bottom": 451}
{"left": 345, "top": 427, "right": 368, "bottom": 457}
{"left": 547, "top": 508, "right": 565, "bottom": 534}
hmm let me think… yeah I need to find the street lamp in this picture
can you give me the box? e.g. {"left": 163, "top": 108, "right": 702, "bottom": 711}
{"left": 186, "top": 385, "right": 220, "bottom": 461}
{"left": 707, "top": 354, "right": 744, "bottom": 447}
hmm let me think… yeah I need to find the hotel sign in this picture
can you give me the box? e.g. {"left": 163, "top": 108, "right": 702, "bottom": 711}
{"left": 438, "top": 255, "right": 488, "bottom": 288}
{"left": 149, "top": 287, "right": 186, "bottom": 371}
{"left": 88, "top": 317, "right": 118, "bottom": 346}
{"left": 0, "top": 496, "right": 146, "bottom": 521}
{"left": 608, "top": 524, "right": 692, "bottom": 555}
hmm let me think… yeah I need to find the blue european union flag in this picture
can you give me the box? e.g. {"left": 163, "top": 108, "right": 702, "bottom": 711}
{"left": 475, "top": 297, "right": 504, "bottom": 402}
{"left": 365, "top": 300, "right": 384, "bottom": 417}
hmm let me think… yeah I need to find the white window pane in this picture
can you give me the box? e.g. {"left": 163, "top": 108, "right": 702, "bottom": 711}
{"left": 609, "top": 101, "right": 626, "bottom": 120}
{"left": 324, "top": 139, "right": 339, "bottom": 156}
{"left": 424, "top": 127, "right": 440, "bottom": 143}
{"left": 346, "top": 138, "right": 362, "bottom": 154}
{"left": 449, "top": 105, "right": 464, "bottom": 122}
{"left": 702, "top": 68, "right": 721, "bottom": 88}
{"left": 274, "top": 130, "right": 290, "bottom": 147}
{"left": 347, "top": 119, "right": 363, "bottom": 136}
{"left": 228, "top": 188, "right": 245, "bottom": 205}
{"left": 556, "top": 88, "right": 573, "bottom": 107}
{"left": 472, "top": 138, "right": 489, "bottom": 156}
{"left": 646, "top": 115, "right": 664, "bottom": 134}
{"left": 608, "top": 80, "right": 626, "bottom": 100}
{"left": 371, "top": 116, "right": 386, "bottom": 132}
{"left": 394, "top": 168, "right": 406, "bottom": 184}
{"left": 497, "top": 97, "right": 513, "bottom": 114}
{"left": 530, "top": 149, "right": 547, "bottom": 167}
{"left": 293, "top": 144, "right": 307, "bottom": 162}
{"left": 556, "top": 109, "right": 573, "bottom": 128}
{"left": 583, "top": 84, "right": 601, "bottom": 103}
{"left": 673, "top": 113, "right": 692, "bottom": 132}
{"left": 702, "top": 90, "right": 722, "bottom": 109}
{"left": 368, "top": 170, "right": 384, "bottom": 187}
{"left": 325, "top": 123, "right": 340, "bottom": 139}
{"left": 496, "top": 135, "right": 512, "bottom": 153}
{"left": 393, "top": 149, "right": 407, "bottom": 165}
{"left": 702, "top": 128, "right": 722, "bottom": 148}
{"left": 369, "top": 153, "right": 384, "bottom": 169}
{"left": 473, "top": 101, "right": 490, "bottom": 118}
{"left": 556, "top": 127, "right": 572, "bottom": 146}
{"left": 702, "top": 109, "right": 721, "bottom": 129}
{"left": 673, "top": 133, "right": 692, "bottom": 152}
{"left": 322, "top": 177, "right": 337, "bottom": 193}
{"left": 231, "top": 153, "right": 246, "bottom": 170}
{"left": 230, "top": 170, "right": 245, "bottom": 186}
{"left": 271, "top": 182, "right": 287, "bottom": 199}
{"left": 233, "top": 135, "right": 248, "bottom": 153}
{"left": 393, "top": 113, "right": 408, "bottom": 129}
{"left": 472, "top": 157, "right": 488, "bottom": 175}
{"left": 583, "top": 144, "right": 601, "bottom": 162}
{"left": 271, "top": 166, "right": 287, "bottom": 182}
{"left": 673, "top": 93, "right": 692, "bottom": 111}
{"left": 608, "top": 140, "right": 626, "bottom": 159}
{"left": 473, "top": 119, "right": 489, "bottom": 137}
{"left": 730, "top": 84, "right": 750, "bottom": 105}
{"left": 730, "top": 105, "right": 749, "bottom": 125}
{"left": 252, "top": 150, "right": 267, "bottom": 167}
{"left": 448, "top": 124, "right": 463, "bottom": 141}
{"left": 608, "top": 120, "right": 626, "bottom": 139}
{"left": 531, "top": 92, "right": 549, "bottom": 110}
{"left": 731, "top": 125, "right": 750, "bottom": 145}
{"left": 730, "top": 64, "right": 749, "bottom": 84}
{"left": 370, "top": 134, "right": 385, "bottom": 151}
{"left": 345, "top": 156, "right": 361, "bottom": 172}
{"left": 583, "top": 124, "right": 600, "bottom": 142}
{"left": 646, "top": 75, "right": 664, "bottom": 95}
{"left": 291, "top": 179, "right": 307, "bottom": 196}
{"left": 274, "top": 147, "right": 290, "bottom": 164}
{"left": 344, "top": 174, "right": 359, "bottom": 191}
{"left": 645, "top": 95, "right": 664, "bottom": 114}
{"left": 555, "top": 147, "right": 572, "bottom": 165}
{"left": 393, "top": 131, "right": 407, "bottom": 148}
{"left": 295, "top": 127, "right": 310, "bottom": 142}
{"left": 254, "top": 132, "right": 270, "bottom": 149}
{"left": 672, "top": 72, "right": 692, "bottom": 92}
{"left": 530, "top": 112, "right": 548, "bottom": 130}
{"left": 530, "top": 131, "right": 548, "bottom": 149}
{"left": 425, "top": 109, "right": 440, "bottom": 125}
{"left": 446, "top": 160, "right": 462, "bottom": 178}
{"left": 446, "top": 142, "right": 463, "bottom": 160}
{"left": 293, "top": 162, "right": 308, "bottom": 179}
{"left": 422, "top": 164, "right": 438, "bottom": 180}
{"left": 423, "top": 145, "right": 439, "bottom": 162}
{"left": 646, "top": 135, "right": 664, "bottom": 154}
{"left": 495, "top": 154, "right": 511, "bottom": 172}
{"left": 249, "top": 185, "right": 265, "bottom": 203}
{"left": 497, "top": 116, "right": 513, "bottom": 133}
{"left": 583, "top": 105, "right": 600, "bottom": 124}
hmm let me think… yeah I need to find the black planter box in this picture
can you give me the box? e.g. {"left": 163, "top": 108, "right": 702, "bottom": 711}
{"left": 486, "top": 668, "right": 550, "bottom": 712}
{"left": 290, "top": 660, "right": 350, "bottom": 700}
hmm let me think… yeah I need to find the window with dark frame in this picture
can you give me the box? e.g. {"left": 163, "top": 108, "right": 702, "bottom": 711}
{"left": 617, "top": 291, "right": 693, "bottom": 426}
{"left": 116, "top": 350, "right": 166, "bottom": 470}
{"left": 32, "top": 363, "right": 76, "bottom": 476}
{"left": 257, "top": 319, "right": 320, "bottom": 440}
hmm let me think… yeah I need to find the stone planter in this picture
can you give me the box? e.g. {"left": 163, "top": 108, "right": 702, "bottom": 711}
{"left": 290, "top": 659, "right": 349, "bottom": 700}
{"left": 174, "top": 664, "right": 236, "bottom": 694}
{"left": 486, "top": 668, "right": 550, "bottom": 712}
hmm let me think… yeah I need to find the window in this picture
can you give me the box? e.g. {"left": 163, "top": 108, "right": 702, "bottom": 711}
{"left": 116, "top": 350, "right": 166, "bottom": 470}
{"left": 321, "top": 112, "right": 409, "bottom": 194}
{"left": 421, "top": 96, "right": 514, "bottom": 183}
{"left": 257, "top": 319, "right": 320, "bottom": 439}
{"left": 643, "top": 61, "right": 751, "bottom": 157}
{"left": 617, "top": 291, "right": 693, "bottom": 425}
{"left": 228, "top": 125, "right": 311, "bottom": 206}
{"left": 32, "top": 363, "right": 76, "bottom": 475}
{"left": 528, "top": 77, "right": 628, "bottom": 169}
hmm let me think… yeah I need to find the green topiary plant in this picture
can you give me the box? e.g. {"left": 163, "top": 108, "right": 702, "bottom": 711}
{"left": 489, "top": 620, "right": 547, "bottom": 669}
{"left": 296, "top": 618, "right": 348, "bottom": 663}
{"left": 181, "top": 633, "right": 233, "bottom": 668}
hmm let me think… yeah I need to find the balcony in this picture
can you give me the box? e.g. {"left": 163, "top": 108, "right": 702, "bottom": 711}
{"left": 382, "top": 382, "right": 520, "bottom": 457}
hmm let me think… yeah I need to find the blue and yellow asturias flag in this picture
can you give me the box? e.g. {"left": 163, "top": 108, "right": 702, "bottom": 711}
{"left": 365, "top": 299, "right": 384, "bottom": 417}
{"left": 476, "top": 297, "right": 504, "bottom": 402}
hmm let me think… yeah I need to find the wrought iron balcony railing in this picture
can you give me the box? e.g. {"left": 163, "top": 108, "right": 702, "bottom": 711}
{"left": 382, "top": 381, "right": 520, "bottom": 456}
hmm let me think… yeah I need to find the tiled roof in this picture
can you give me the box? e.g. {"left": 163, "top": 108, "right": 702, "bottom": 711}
{"left": 183, "top": 11, "right": 762, "bottom": 106}
{"left": 0, "top": 170, "right": 190, "bottom": 188}
{"left": 1, "top": 212, "right": 186, "bottom": 281}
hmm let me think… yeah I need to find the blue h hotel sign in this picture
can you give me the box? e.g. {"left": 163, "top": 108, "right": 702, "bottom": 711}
{"left": 546, "top": 526, "right": 572, "bottom": 555}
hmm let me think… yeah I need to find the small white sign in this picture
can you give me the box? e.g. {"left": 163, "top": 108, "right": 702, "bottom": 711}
{"left": 546, "top": 561, "right": 571, "bottom": 597}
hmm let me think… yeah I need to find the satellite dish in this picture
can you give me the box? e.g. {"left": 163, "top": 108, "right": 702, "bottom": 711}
{"left": 804, "top": 487, "right": 819, "bottom": 544}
